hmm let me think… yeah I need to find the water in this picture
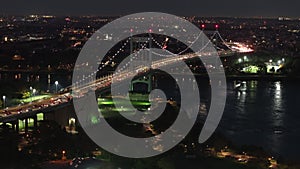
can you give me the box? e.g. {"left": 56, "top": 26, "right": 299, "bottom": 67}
{"left": 0, "top": 72, "right": 72, "bottom": 107}
{"left": 170, "top": 76, "right": 300, "bottom": 160}
{"left": 219, "top": 80, "right": 300, "bottom": 160}
{"left": 0, "top": 72, "right": 72, "bottom": 92}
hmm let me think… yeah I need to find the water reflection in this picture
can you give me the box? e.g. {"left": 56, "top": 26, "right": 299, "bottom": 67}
{"left": 268, "top": 81, "right": 284, "bottom": 155}
{"left": 220, "top": 80, "right": 300, "bottom": 160}
{"left": 0, "top": 72, "right": 72, "bottom": 92}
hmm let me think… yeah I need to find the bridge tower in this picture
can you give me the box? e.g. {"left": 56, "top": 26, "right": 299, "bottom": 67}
{"left": 130, "top": 73, "right": 153, "bottom": 94}
{"left": 129, "top": 30, "right": 153, "bottom": 94}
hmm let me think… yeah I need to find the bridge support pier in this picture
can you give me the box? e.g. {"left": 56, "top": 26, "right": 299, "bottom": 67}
{"left": 130, "top": 73, "right": 153, "bottom": 93}
{"left": 14, "top": 120, "right": 19, "bottom": 133}
{"left": 33, "top": 115, "right": 38, "bottom": 129}
{"left": 152, "top": 74, "right": 158, "bottom": 89}
{"left": 24, "top": 118, "right": 28, "bottom": 133}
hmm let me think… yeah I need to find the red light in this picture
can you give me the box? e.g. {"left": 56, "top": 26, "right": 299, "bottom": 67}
{"left": 65, "top": 17, "right": 71, "bottom": 22}
{"left": 215, "top": 24, "right": 219, "bottom": 29}
{"left": 201, "top": 24, "right": 205, "bottom": 29}
{"left": 149, "top": 29, "right": 153, "bottom": 33}
{"left": 130, "top": 28, "right": 133, "bottom": 32}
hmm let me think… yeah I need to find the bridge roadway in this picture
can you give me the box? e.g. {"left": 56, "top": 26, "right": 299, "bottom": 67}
{"left": 0, "top": 50, "right": 232, "bottom": 125}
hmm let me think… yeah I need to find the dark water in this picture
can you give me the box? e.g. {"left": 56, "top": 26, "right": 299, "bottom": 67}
{"left": 219, "top": 80, "right": 300, "bottom": 160}
{"left": 0, "top": 72, "right": 72, "bottom": 92}
{"left": 158, "top": 74, "right": 300, "bottom": 159}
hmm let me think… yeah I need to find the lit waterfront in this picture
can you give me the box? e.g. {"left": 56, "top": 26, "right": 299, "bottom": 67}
{"left": 220, "top": 80, "right": 300, "bottom": 160}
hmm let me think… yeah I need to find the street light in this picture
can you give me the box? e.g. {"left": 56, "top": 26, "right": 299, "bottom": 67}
{"left": 55, "top": 81, "right": 59, "bottom": 93}
{"left": 238, "top": 58, "right": 243, "bottom": 63}
{"left": 30, "top": 86, "right": 33, "bottom": 102}
{"left": 2, "top": 96, "right": 6, "bottom": 108}
{"left": 62, "top": 150, "right": 66, "bottom": 160}
{"left": 277, "top": 60, "right": 282, "bottom": 65}
{"left": 32, "top": 89, "right": 36, "bottom": 98}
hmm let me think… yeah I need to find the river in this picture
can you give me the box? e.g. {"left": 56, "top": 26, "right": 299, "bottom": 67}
{"left": 220, "top": 80, "right": 300, "bottom": 160}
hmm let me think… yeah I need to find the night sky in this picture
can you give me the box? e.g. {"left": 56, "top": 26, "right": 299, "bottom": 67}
{"left": 1, "top": 0, "right": 300, "bottom": 17}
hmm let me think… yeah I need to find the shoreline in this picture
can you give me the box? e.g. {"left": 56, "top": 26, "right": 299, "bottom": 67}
{"left": 193, "top": 73, "right": 300, "bottom": 81}
{"left": 226, "top": 74, "right": 300, "bottom": 81}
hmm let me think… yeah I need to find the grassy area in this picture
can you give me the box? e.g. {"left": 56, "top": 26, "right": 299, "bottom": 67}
{"left": 97, "top": 97, "right": 151, "bottom": 119}
{"left": 20, "top": 94, "right": 52, "bottom": 103}
{"left": 98, "top": 98, "right": 151, "bottom": 106}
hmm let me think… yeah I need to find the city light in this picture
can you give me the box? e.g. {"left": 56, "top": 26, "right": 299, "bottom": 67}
{"left": 227, "top": 42, "right": 254, "bottom": 53}
{"left": 277, "top": 60, "right": 282, "bottom": 65}
{"left": 62, "top": 150, "right": 66, "bottom": 160}
{"left": 32, "top": 89, "right": 36, "bottom": 95}
{"left": 2, "top": 95, "right": 6, "bottom": 108}
{"left": 55, "top": 81, "right": 59, "bottom": 93}
{"left": 30, "top": 86, "right": 33, "bottom": 102}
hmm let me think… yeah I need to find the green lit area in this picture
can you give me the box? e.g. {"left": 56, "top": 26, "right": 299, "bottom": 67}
{"left": 241, "top": 65, "right": 260, "bottom": 73}
{"left": 15, "top": 113, "right": 44, "bottom": 130}
{"left": 94, "top": 97, "right": 152, "bottom": 122}
{"left": 98, "top": 101, "right": 115, "bottom": 105}
{"left": 131, "top": 102, "right": 151, "bottom": 106}
{"left": 18, "top": 119, "right": 34, "bottom": 129}
{"left": 20, "top": 94, "right": 52, "bottom": 103}
{"left": 97, "top": 98, "right": 151, "bottom": 107}
{"left": 91, "top": 115, "right": 100, "bottom": 124}
{"left": 37, "top": 113, "right": 44, "bottom": 121}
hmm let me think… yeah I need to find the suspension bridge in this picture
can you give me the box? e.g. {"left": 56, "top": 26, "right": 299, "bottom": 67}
{"left": 0, "top": 26, "right": 253, "bottom": 132}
